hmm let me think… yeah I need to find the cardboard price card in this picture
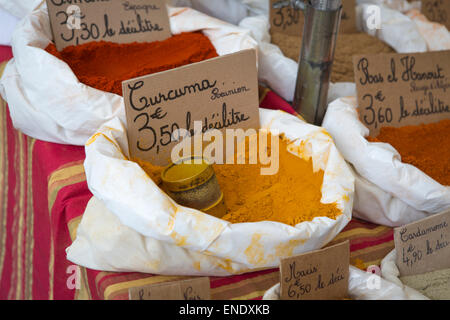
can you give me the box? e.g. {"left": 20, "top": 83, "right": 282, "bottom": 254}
{"left": 339, "top": 0, "right": 357, "bottom": 33}
{"left": 269, "top": 0, "right": 356, "bottom": 36}
{"left": 129, "top": 277, "right": 211, "bottom": 300}
{"left": 269, "top": 0, "right": 305, "bottom": 36}
{"left": 353, "top": 51, "right": 450, "bottom": 136}
{"left": 394, "top": 210, "right": 450, "bottom": 277}
{"left": 46, "top": 0, "right": 171, "bottom": 51}
{"left": 421, "top": 0, "right": 450, "bottom": 31}
{"left": 122, "top": 49, "right": 260, "bottom": 166}
{"left": 280, "top": 241, "right": 350, "bottom": 300}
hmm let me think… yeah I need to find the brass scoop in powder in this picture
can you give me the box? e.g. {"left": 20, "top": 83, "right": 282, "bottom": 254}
{"left": 161, "top": 156, "right": 227, "bottom": 219}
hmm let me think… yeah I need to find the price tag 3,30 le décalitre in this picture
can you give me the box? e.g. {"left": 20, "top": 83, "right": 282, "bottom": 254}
{"left": 46, "top": 0, "right": 171, "bottom": 51}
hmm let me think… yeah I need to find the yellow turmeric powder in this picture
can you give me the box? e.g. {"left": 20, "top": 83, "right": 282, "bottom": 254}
{"left": 136, "top": 135, "right": 342, "bottom": 226}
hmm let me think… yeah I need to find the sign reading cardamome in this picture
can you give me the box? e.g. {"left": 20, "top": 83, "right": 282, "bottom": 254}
{"left": 394, "top": 210, "right": 450, "bottom": 277}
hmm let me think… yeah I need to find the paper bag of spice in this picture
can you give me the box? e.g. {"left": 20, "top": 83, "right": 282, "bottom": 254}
{"left": 66, "top": 109, "right": 354, "bottom": 275}
{"left": 234, "top": 2, "right": 430, "bottom": 102}
{"left": 380, "top": 251, "right": 433, "bottom": 300}
{"left": 322, "top": 97, "right": 450, "bottom": 227}
{"left": 0, "top": 0, "right": 43, "bottom": 18}
{"left": 0, "top": 4, "right": 257, "bottom": 145}
{"left": 406, "top": 9, "right": 450, "bottom": 51}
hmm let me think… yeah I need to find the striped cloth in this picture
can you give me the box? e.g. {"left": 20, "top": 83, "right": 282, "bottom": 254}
{"left": 0, "top": 47, "right": 394, "bottom": 300}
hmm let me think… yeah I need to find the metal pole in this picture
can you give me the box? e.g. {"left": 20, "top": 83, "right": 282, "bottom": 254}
{"left": 292, "top": 0, "right": 342, "bottom": 126}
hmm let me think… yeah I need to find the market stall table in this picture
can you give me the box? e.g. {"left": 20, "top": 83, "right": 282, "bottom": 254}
{"left": 0, "top": 46, "right": 394, "bottom": 300}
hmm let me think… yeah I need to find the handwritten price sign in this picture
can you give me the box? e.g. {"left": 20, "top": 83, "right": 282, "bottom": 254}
{"left": 280, "top": 241, "right": 350, "bottom": 300}
{"left": 46, "top": 0, "right": 171, "bottom": 51}
{"left": 269, "top": 0, "right": 356, "bottom": 36}
{"left": 122, "top": 49, "right": 260, "bottom": 166}
{"left": 394, "top": 210, "right": 450, "bottom": 277}
{"left": 353, "top": 51, "right": 450, "bottom": 136}
{"left": 270, "top": 0, "right": 304, "bottom": 36}
{"left": 421, "top": 0, "right": 450, "bottom": 30}
{"left": 129, "top": 277, "right": 211, "bottom": 300}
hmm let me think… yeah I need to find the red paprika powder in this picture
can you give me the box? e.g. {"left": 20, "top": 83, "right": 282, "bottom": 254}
{"left": 45, "top": 32, "right": 218, "bottom": 95}
{"left": 369, "top": 120, "right": 450, "bottom": 186}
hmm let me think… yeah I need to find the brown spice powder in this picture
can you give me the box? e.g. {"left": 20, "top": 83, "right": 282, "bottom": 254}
{"left": 270, "top": 32, "right": 395, "bottom": 83}
{"left": 400, "top": 268, "right": 450, "bottom": 300}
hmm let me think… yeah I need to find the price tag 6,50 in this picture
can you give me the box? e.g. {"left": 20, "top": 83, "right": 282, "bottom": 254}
{"left": 280, "top": 241, "right": 350, "bottom": 300}
{"left": 46, "top": 0, "right": 171, "bottom": 51}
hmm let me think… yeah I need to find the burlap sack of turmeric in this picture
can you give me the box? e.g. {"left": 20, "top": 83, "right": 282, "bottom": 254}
{"left": 66, "top": 109, "right": 355, "bottom": 275}
{"left": 0, "top": 4, "right": 257, "bottom": 145}
{"left": 322, "top": 97, "right": 450, "bottom": 227}
{"left": 262, "top": 265, "right": 429, "bottom": 300}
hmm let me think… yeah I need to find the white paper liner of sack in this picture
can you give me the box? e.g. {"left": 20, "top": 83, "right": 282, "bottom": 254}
{"left": 262, "top": 265, "right": 429, "bottom": 300}
{"left": 66, "top": 109, "right": 355, "bottom": 275}
{"left": 0, "top": 0, "right": 43, "bottom": 18}
{"left": 0, "top": 4, "right": 258, "bottom": 146}
{"left": 405, "top": 9, "right": 450, "bottom": 51}
{"left": 169, "top": 0, "right": 268, "bottom": 26}
{"left": 379, "top": 250, "right": 430, "bottom": 299}
{"left": 322, "top": 97, "right": 450, "bottom": 227}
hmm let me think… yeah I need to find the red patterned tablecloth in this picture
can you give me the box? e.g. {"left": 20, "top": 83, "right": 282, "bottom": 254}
{"left": 0, "top": 45, "right": 394, "bottom": 300}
